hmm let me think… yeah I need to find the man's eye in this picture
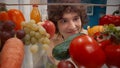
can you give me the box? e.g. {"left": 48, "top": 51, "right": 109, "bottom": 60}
{"left": 73, "top": 17, "right": 80, "bottom": 21}
{"left": 60, "top": 19, "right": 68, "bottom": 23}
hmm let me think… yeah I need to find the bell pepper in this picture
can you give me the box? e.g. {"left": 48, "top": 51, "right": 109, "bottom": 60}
{"left": 0, "top": 2, "right": 7, "bottom": 12}
{"left": 0, "top": 9, "right": 25, "bottom": 30}
{"left": 0, "top": 11, "right": 10, "bottom": 21}
{"left": 7, "top": 9, "right": 25, "bottom": 30}
{"left": 0, "top": 3, "right": 9, "bottom": 22}
{"left": 99, "top": 15, "right": 120, "bottom": 26}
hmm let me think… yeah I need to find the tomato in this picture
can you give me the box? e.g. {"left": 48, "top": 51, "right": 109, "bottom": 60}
{"left": 93, "top": 32, "right": 111, "bottom": 50}
{"left": 93, "top": 32, "right": 104, "bottom": 42}
{"left": 104, "top": 43, "right": 120, "bottom": 68}
{"left": 57, "top": 60, "right": 75, "bottom": 68}
{"left": 39, "top": 20, "right": 56, "bottom": 38}
{"left": 69, "top": 34, "right": 106, "bottom": 68}
{"left": 99, "top": 15, "right": 120, "bottom": 26}
{"left": 99, "top": 39, "right": 111, "bottom": 50}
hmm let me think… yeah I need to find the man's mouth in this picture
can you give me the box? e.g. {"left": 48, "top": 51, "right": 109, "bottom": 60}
{"left": 67, "top": 30, "right": 78, "bottom": 34}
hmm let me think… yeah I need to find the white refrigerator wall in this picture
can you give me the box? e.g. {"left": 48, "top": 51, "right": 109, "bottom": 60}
{"left": 106, "top": 0, "right": 120, "bottom": 14}
{"left": 0, "top": 0, "right": 19, "bottom": 9}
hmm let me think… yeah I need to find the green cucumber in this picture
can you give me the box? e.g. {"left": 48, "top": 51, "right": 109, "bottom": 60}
{"left": 52, "top": 33, "right": 84, "bottom": 60}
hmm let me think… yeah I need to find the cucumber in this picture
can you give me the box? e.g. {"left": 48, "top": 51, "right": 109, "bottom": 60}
{"left": 52, "top": 33, "right": 84, "bottom": 60}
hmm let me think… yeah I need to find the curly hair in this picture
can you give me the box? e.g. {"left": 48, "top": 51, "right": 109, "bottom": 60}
{"left": 47, "top": 3, "right": 88, "bottom": 33}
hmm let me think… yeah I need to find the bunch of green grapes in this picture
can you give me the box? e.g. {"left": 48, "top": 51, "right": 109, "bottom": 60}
{"left": 21, "top": 20, "right": 50, "bottom": 53}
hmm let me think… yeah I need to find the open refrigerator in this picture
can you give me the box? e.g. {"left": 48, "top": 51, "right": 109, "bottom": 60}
{"left": 0, "top": 0, "right": 120, "bottom": 68}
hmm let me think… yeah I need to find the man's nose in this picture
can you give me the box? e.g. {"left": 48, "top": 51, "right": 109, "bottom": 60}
{"left": 68, "top": 21, "right": 76, "bottom": 29}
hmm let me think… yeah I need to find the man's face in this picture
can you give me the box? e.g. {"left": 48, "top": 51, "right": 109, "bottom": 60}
{"left": 57, "top": 12, "right": 82, "bottom": 39}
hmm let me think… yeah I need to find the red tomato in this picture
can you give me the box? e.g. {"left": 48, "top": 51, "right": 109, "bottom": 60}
{"left": 99, "top": 15, "right": 120, "bottom": 26}
{"left": 93, "top": 32, "right": 109, "bottom": 41}
{"left": 93, "top": 32, "right": 111, "bottom": 50}
{"left": 41, "top": 20, "right": 56, "bottom": 39}
{"left": 99, "top": 39, "right": 111, "bottom": 50}
{"left": 104, "top": 43, "right": 120, "bottom": 68}
{"left": 57, "top": 60, "right": 75, "bottom": 68}
{"left": 93, "top": 32, "right": 105, "bottom": 42}
{"left": 69, "top": 34, "right": 106, "bottom": 68}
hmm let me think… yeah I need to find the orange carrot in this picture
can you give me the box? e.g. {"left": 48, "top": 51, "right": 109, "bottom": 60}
{"left": 0, "top": 38, "right": 24, "bottom": 68}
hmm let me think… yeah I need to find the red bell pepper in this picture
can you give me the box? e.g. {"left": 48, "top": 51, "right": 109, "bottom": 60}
{"left": 99, "top": 15, "right": 120, "bottom": 26}
{"left": 0, "top": 9, "right": 25, "bottom": 30}
{"left": 7, "top": 9, "right": 25, "bottom": 30}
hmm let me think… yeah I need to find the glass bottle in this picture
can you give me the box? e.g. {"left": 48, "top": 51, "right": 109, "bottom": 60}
{"left": 30, "top": 4, "right": 42, "bottom": 23}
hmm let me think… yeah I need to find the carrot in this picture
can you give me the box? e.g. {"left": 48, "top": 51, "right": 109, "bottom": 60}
{"left": 0, "top": 38, "right": 24, "bottom": 68}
